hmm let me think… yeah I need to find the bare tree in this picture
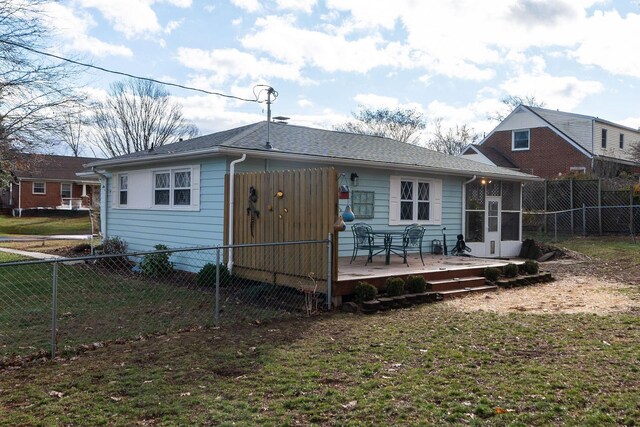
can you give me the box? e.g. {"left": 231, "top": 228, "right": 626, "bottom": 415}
{"left": 334, "top": 106, "right": 427, "bottom": 144}
{"left": 92, "top": 79, "right": 199, "bottom": 157}
{"left": 61, "top": 111, "right": 86, "bottom": 157}
{"left": 427, "top": 118, "right": 480, "bottom": 155}
{"left": 488, "top": 95, "right": 545, "bottom": 122}
{"left": 631, "top": 139, "right": 640, "bottom": 164}
{"left": 1, "top": 0, "right": 85, "bottom": 183}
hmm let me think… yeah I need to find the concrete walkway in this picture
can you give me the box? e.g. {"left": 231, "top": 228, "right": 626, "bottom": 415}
{"left": 0, "top": 247, "right": 63, "bottom": 260}
{"left": 0, "top": 234, "right": 93, "bottom": 242}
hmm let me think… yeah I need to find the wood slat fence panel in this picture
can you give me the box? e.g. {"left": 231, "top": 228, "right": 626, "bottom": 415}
{"left": 226, "top": 167, "right": 338, "bottom": 292}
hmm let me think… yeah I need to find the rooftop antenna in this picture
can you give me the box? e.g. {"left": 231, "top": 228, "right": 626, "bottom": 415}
{"left": 254, "top": 85, "right": 278, "bottom": 150}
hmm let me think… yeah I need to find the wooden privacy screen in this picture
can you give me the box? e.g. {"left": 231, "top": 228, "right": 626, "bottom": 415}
{"left": 224, "top": 167, "right": 339, "bottom": 292}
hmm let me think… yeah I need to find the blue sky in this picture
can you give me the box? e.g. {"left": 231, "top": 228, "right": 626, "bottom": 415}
{"left": 44, "top": 0, "right": 640, "bottom": 152}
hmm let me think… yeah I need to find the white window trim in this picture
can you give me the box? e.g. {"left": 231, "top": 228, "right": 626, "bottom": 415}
{"left": 32, "top": 181, "right": 46, "bottom": 195}
{"left": 110, "top": 165, "right": 200, "bottom": 211}
{"left": 512, "top": 129, "right": 530, "bottom": 151}
{"left": 118, "top": 174, "right": 128, "bottom": 206}
{"left": 601, "top": 128, "right": 607, "bottom": 149}
{"left": 569, "top": 166, "right": 586, "bottom": 174}
{"left": 152, "top": 168, "right": 193, "bottom": 210}
{"left": 60, "top": 183, "right": 72, "bottom": 198}
{"left": 389, "top": 175, "right": 442, "bottom": 226}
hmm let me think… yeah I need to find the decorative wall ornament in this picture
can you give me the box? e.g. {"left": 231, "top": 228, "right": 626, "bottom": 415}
{"left": 247, "top": 186, "right": 260, "bottom": 237}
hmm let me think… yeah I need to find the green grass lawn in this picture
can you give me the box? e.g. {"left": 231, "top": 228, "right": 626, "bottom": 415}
{"left": 553, "top": 235, "right": 640, "bottom": 265}
{"left": 0, "top": 251, "right": 28, "bottom": 263}
{"left": 0, "top": 306, "right": 638, "bottom": 426}
{"left": 0, "top": 237, "right": 638, "bottom": 425}
{"left": 0, "top": 215, "right": 92, "bottom": 236}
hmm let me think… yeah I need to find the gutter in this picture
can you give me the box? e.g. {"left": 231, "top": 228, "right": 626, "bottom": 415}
{"left": 227, "top": 154, "right": 247, "bottom": 273}
{"left": 216, "top": 147, "right": 544, "bottom": 182}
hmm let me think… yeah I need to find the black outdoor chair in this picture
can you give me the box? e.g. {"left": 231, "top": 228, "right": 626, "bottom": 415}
{"left": 451, "top": 234, "right": 472, "bottom": 256}
{"left": 350, "top": 223, "right": 386, "bottom": 265}
{"left": 388, "top": 224, "right": 425, "bottom": 266}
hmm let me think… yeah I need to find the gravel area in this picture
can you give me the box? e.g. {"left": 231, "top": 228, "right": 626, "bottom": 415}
{"left": 446, "top": 275, "right": 635, "bottom": 315}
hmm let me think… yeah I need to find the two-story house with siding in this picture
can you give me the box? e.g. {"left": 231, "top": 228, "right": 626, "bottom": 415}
{"left": 461, "top": 105, "right": 640, "bottom": 179}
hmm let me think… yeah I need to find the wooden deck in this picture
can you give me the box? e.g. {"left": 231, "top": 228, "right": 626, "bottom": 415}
{"left": 335, "top": 253, "right": 523, "bottom": 297}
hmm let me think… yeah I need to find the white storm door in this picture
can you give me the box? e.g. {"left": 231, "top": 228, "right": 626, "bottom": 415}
{"left": 485, "top": 197, "right": 501, "bottom": 257}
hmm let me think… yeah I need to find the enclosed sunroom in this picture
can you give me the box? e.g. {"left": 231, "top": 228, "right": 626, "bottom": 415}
{"left": 464, "top": 179, "right": 523, "bottom": 258}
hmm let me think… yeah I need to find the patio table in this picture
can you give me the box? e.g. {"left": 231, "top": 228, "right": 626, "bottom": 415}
{"left": 372, "top": 230, "right": 406, "bottom": 265}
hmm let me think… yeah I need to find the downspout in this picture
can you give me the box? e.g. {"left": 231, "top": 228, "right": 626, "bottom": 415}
{"left": 227, "top": 154, "right": 247, "bottom": 273}
{"left": 461, "top": 175, "right": 477, "bottom": 239}
{"left": 17, "top": 178, "right": 21, "bottom": 217}
{"left": 92, "top": 167, "right": 109, "bottom": 241}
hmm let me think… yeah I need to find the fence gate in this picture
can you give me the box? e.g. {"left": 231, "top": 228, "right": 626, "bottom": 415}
{"left": 224, "top": 167, "right": 339, "bottom": 292}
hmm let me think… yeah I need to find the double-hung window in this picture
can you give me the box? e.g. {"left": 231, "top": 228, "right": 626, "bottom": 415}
{"left": 390, "top": 176, "right": 442, "bottom": 225}
{"left": 119, "top": 175, "right": 128, "bottom": 206}
{"left": 33, "top": 182, "right": 45, "bottom": 194}
{"left": 512, "top": 129, "right": 530, "bottom": 151}
{"left": 619, "top": 133, "right": 624, "bottom": 149}
{"left": 601, "top": 129, "right": 607, "bottom": 149}
{"left": 61, "top": 183, "right": 72, "bottom": 198}
{"left": 154, "top": 169, "right": 191, "bottom": 207}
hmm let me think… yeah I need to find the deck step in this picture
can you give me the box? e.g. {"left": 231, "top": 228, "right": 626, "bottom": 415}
{"left": 437, "top": 285, "right": 498, "bottom": 300}
{"left": 427, "top": 276, "right": 487, "bottom": 292}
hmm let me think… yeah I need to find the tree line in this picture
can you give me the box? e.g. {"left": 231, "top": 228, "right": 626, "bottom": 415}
{"left": 4, "top": 0, "right": 636, "bottom": 188}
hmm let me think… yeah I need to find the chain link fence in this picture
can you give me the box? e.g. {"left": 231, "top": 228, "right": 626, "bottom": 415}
{"left": 523, "top": 178, "right": 640, "bottom": 239}
{"left": 0, "top": 240, "right": 331, "bottom": 364}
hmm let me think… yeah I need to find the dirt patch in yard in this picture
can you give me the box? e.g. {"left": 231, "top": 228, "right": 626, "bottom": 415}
{"left": 446, "top": 276, "right": 636, "bottom": 315}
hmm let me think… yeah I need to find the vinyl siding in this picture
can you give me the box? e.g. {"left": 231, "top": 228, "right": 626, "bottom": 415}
{"left": 105, "top": 158, "right": 227, "bottom": 252}
{"left": 105, "top": 155, "right": 465, "bottom": 261}
{"left": 334, "top": 167, "right": 463, "bottom": 258}
{"left": 593, "top": 121, "right": 639, "bottom": 162}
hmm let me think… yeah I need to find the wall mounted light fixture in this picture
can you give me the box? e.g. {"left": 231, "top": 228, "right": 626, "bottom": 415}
{"left": 350, "top": 172, "right": 359, "bottom": 186}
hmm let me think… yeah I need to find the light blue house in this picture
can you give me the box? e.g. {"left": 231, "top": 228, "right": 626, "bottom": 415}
{"left": 87, "top": 121, "right": 539, "bottom": 265}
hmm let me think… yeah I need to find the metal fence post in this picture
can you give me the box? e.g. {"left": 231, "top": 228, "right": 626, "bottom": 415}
{"left": 215, "top": 246, "right": 220, "bottom": 326}
{"left": 582, "top": 204, "right": 586, "bottom": 236}
{"left": 51, "top": 261, "right": 59, "bottom": 359}
{"left": 327, "top": 233, "right": 333, "bottom": 311}
{"left": 543, "top": 180, "right": 548, "bottom": 235}
{"left": 570, "top": 178, "right": 574, "bottom": 235}
{"left": 630, "top": 187, "right": 634, "bottom": 237}
{"left": 598, "top": 179, "right": 603, "bottom": 235}
{"left": 554, "top": 212, "right": 558, "bottom": 241}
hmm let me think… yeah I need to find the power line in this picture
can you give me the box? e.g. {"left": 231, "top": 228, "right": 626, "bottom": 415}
{"left": 0, "top": 39, "right": 265, "bottom": 103}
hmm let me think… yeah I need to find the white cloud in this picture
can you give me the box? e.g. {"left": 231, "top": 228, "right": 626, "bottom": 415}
{"left": 42, "top": 3, "right": 132, "bottom": 57}
{"left": 78, "top": 0, "right": 161, "bottom": 38}
{"left": 164, "top": 20, "right": 183, "bottom": 34}
{"left": 499, "top": 72, "right": 603, "bottom": 111}
{"left": 240, "top": 15, "right": 415, "bottom": 74}
{"left": 570, "top": 10, "right": 640, "bottom": 77}
{"left": 230, "top": 0, "right": 261, "bottom": 13}
{"left": 353, "top": 93, "right": 400, "bottom": 109}
{"left": 276, "top": 0, "right": 316, "bottom": 14}
{"left": 297, "top": 98, "right": 314, "bottom": 108}
{"left": 160, "top": 0, "right": 192, "bottom": 7}
{"left": 176, "top": 47, "right": 305, "bottom": 85}
{"left": 620, "top": 117, "right": 640, "bottom": 130}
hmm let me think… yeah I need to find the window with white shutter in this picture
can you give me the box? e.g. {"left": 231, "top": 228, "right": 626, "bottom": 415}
{"left": 389, "top": 176, "right": 442, "bottom": 225}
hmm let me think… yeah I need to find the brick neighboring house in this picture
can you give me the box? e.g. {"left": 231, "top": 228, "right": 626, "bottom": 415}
{"left": 2, "top": 154, "right": 100, "bottom": 216}
{"left": 461, "top": 105, "right": 640, "bottom": 179}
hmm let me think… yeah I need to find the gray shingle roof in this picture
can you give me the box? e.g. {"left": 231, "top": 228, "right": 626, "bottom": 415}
{"left": 527, "top": 106, "right": 594, "bottom": 153}
{"left": 13, "top": 154, "right": 99, "bottom": 181}
{"left": 91, "top": 121, "right": 539, "bottom": 180}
